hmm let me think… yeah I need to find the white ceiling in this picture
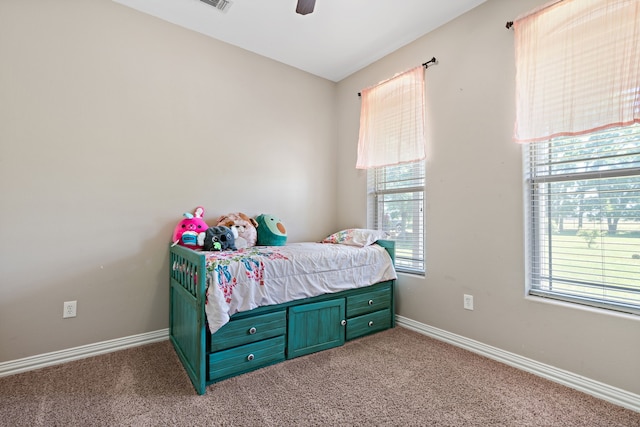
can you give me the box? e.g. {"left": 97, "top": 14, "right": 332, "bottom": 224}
{"left": 113, "top": 0, "right": 486, "bottom": 82}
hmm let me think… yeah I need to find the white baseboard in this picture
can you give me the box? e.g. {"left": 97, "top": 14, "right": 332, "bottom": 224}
{"left": 0, "top": 329, "right": 169, "bottom": 378}
{"left": 396, "top": 315, "right": 640, "bottom": 413}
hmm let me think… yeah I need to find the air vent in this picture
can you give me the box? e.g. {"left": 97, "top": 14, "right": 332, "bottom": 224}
{"left": 200, "top": 0, "right": 232, "bottom": 13}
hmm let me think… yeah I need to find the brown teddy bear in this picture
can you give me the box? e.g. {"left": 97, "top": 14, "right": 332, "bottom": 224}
{"left": 215, "top": 212, "right": 258, "bottom": 249}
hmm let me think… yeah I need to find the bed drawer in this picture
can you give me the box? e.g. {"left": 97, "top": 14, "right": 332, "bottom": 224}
{"left": 210, "top": 310, "right": 286, "bottom": 352}
{"left": 346, "top": 308, "right": 392, "bottom": 340}
{"left": 208, "top": 335, "right": 285, "bottom": 382}
{"left": 346, "top": 284, "right": 391, "bottom": 318}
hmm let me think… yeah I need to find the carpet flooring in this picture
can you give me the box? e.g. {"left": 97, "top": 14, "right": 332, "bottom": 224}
{"left": 0, "top": 327, "right": 638, "bottom": 426}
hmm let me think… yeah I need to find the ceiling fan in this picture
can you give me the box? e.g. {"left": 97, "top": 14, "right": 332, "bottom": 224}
{"left": 296, "top": 0, "right": 316, "bottom": 15}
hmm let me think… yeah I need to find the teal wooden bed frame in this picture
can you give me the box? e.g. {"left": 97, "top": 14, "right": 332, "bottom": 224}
{"left": 169, "top": 241, "right": 396, "bottom": 395}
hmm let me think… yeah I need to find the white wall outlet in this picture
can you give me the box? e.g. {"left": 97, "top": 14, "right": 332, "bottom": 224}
{"left": 463, "top": 294, "right": 474, "bottom": 310}
{"left": 63, "top": 300, "right": 77, "bottom": 318}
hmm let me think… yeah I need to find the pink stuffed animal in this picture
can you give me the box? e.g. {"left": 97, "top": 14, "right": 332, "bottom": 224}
{"left": 171, "top": 206, "right": 209, "bottom": 249}
{"left": 215, "top": 212, "right": 258, "bottom": 249}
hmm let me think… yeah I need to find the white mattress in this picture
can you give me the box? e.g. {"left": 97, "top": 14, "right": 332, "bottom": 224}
{"left": 204, "top": 242, "right": 397, "bottom": 334}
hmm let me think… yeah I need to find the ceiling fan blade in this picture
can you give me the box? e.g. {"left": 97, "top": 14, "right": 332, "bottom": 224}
{"left": 296, "top": 0, "right": 315, "bottom": 15}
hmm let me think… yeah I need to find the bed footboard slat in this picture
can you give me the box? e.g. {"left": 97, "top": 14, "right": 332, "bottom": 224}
{"left": 169, "top": 245, "right": 208, "bottom": 395}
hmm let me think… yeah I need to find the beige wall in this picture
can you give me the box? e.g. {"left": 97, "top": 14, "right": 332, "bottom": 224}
{"left": 336, "top": 0, "right": 640, "bottom": 395}
{"left": 0, "top": 0, "right": 337, "bottom": 361}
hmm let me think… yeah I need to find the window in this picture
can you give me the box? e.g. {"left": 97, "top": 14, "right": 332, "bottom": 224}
{"left": 357, "top": 65, "right": 427, "bottom": 274}
{"left": 514, "top": 0, "right": 640, "bottom": 314}
{"left": 368, "top": 161, "right": 425, "bottom": 274}
{"left": 525, "top": 124, "right": 640, "bottom": 314}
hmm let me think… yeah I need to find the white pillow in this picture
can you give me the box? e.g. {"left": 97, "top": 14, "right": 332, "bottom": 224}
{"left": 321, "top": 229, "right": 389, "bottom": 247}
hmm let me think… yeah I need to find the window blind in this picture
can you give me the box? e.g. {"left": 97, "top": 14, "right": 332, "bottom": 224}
{"left": 525, "top": 124, "right": 640, "bottom": 314}
{"left": 368, "top": 161, "right": 425, "bottom": 274}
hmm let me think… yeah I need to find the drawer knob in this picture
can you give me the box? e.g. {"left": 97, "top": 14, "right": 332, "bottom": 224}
{"left": 248, "top": 327, "right": 257, "bottom": 335}
{"left": 368, "top": 321, "right": 374, "bottom": 327}
{"left": 368, "top": 299, "right": 374, "bottom": 305}
{"left": 247, "top": 354, "right": 255, "bottom": 361}
{"left": 341, "top": 319, "right": 347, "bottom": 326}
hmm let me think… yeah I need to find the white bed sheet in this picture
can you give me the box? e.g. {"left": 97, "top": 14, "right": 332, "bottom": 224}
{"left": 204, "top": 242, "right": 397, "bottom": 334}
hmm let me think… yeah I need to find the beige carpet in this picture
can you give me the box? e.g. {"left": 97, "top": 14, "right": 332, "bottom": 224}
{"left": 0, "top": 327, "right": 638, "bottom": 426}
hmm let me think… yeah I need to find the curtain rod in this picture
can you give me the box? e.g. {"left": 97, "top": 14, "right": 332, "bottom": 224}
{"left": 357, "top": 57, "right": 436, "bottom": 97}
{"left": 422, "top": 57, "right": 437, "bottom": 68}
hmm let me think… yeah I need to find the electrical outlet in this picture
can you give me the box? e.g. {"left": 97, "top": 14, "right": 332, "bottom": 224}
{"left": 463, "top": 294, "right": 474, "bottom": 310}
{"left": 63, "top": 301, "right": 77, "bottom": 318}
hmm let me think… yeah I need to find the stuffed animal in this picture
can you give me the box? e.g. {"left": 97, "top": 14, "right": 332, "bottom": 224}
{"left": 255, "top": 214, "right": 287, "bottom": 246}
{"left": 216, "top": 212, "right": 258, "bottom": 249}
{"left": 203, "top": 226, "right": 237, "bottom": 251}
{"left": 171, "top": 206, "right": 209, "bottom": 249}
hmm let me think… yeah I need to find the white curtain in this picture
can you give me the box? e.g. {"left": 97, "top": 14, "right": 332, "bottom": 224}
{"left": 356, "top": 66, "right": 426, "bottom": 169}
{"left": 514, "top": 0, "right": 640, "bottom": 143}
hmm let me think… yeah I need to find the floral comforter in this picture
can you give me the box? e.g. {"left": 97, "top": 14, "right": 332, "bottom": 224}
{"left": 204, "top": 242, "right": 397, "bottom": 334}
